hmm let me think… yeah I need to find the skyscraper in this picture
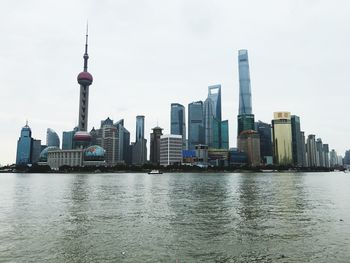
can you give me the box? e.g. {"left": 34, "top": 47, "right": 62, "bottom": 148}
{"left": 188, "top": 101, "right": 204, "bottom": 150}
{"left": 272, "top": 112, "right": 293, "bottom": 165}
{"left": 132, "top": 115, "right": 147, "bottom": 165}
{"left": 16, "top": 122, "right": 32, "bottom": 165}
{"left": 316, "top": 138, "right": 324, "bottom": 167}
{"left": 291, "top": 115, "right": 303, "bottom": 167}
{"left": 306, "top": 135, "right": 317, "bottom": 167}
{"left": 77, "top": 27, "right": 93, "bottom": 132}
{"left": 160, "top": 135, "right": 183, "bottom": 166}
{"left": 300, "top": 131, "right": 307, "bottom": 167}
{"left": 46, "top": 128, "right": 60, "bottom": 147}
{"left": 114, "top": 119, "right": 131, "bottom": 164}
{"left": 136, "top": 115, "right": 145, "bottom": 142}
{"left": 237, "top": 130, "right": 261, "bottom": 166}
{"left": 170, "top": 103, "right": 186, "bottom": 149}
{"left": 150, "top": 126, "right": 163, "bottom": 165}
{"left": 208, "top": 85, "right": 222, "bottom": 121}
{"left": 255, "top": 121, "right": 273, "bottom": 164}
{"left": 203, "top": 98, "right": 213, "bottom": 147}
{"left": 237, "top": 49, "right": 255, "bottom": 136}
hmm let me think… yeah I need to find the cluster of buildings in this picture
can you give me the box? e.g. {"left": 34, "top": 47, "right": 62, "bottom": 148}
{"left": 15, "top": 32, "right": 348, "bottom": 170}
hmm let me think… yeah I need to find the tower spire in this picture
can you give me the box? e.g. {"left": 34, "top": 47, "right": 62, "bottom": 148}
{"left": 83, "top": 22, "right": 89, "bottom": 72}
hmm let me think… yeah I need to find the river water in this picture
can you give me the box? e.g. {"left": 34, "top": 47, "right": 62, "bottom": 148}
{"left": 0, "top": 172, "right": 349, "bottom": 262}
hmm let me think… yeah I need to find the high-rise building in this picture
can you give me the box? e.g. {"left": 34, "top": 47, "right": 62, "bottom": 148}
{"left": 306, "top": 135, "right": 317, "bottom": 167}
{"left": 300, "top": 131, "right": 307, "bottom": 167}
{"left": 170, "top": 103, "right": 186, "bottom": 149}
{"left": 238, "top": 50, "right": 252, "bottom": 115}
{"left": 31, "top": 139, "right": 42, "bottom": 164}
{"left": 272, "top": 112, "right": 293, "bottom": 165}
{"left": 136, "top": 115, "right": 145, "bottom": 142}
{"left": 316, "top": 138, "right": 324, "bottom": 167}
{"left": 150, "top": 126, "right": 163, "bottom": 165}
{"left": 62, "top": 127, "right": 78, "bottom": 150}
{"left": 203, "top": 86, "right": 228, "bottom": 149}
{"left": 46, "top": 128, "right": 60, "bottom": 147}
{"left": 255, "top": 121, "right": 273, "bottom": 164}
{"left": 291, "top": 115, "right": 303, "bottom": 167}
{"left": 77, "top": 27, "right": 93, "bottom": 132}
{"left": 208, "top": 85, "right": 222, "bottom": 121}
{"left": 114, "top": 119, "right": 131, "bottom": 164}
{"left": 237, "top": 50, "right": 255, "bottom": 136}
{"left": 16, "top": 122, "right": 33, "bottom": 165}
{"left": 323, "top": 144, "right": 330, "bottom": 168}
{"left": 344, "top": 150, "right": 350, "bottom": 166}
{"left": 188, "top": 101, "right": 204, "bottom": 150}
{"left": 160, "top": 134, "right": 183, "bottom": 166}
{"left": 203, "top": 98, "right": 213, "bottom": 147}
{"left": 96, "top": 119, "right": 119, "bottom": 166}
{"left": 237, "top": 130, "right": 261, "bottom": 166}
{"left": 329, "top": 149, "right": 338, "bottom": 167}
{"left": 132, "top": 115, "right": 147, "bottom": 165}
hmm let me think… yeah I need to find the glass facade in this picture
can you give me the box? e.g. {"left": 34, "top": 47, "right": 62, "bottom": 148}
{"left": 291, "top": 115, "right": 303, "bottom": 167}
{"left": 46, "top": 128, "right": 60, "bottom": 147}
{"left": 136, "top": 115, "right": 145, "bottom": 142}
{"left": 16, "top": 124, "right": 32, "bottom": 165}
{"left": 188, "top": 101, "right": 204, "bottom": 150}
{"left": 62, "top": 130, "right": 76, "bottom": 150}
{"left": 220, "top": 120, "right": 229, "bottom": 149}
{"left": 171, "top": 103, "right": 186, "bottom": 149}
{"left": 238, "top": 50, "right": 252, "bottom": 115}
{"left": 272, "top": 112, "right": 293, "bottom": 165}
{"left": 237, "top": 114, "right": 255, "bottom": 136}
{"left": 255, "top": 121, "right": 273, "bottom": 163}
{"left": 208, "top": 85, "right": 222, "bottom": 121}
{"left": 204, "top": 98, "right": 213, "bottom": 147}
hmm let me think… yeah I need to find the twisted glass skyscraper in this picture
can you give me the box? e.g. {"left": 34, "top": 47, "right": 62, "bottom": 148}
{"left": 237, "top": 49, "right": 255, "bottom": 136}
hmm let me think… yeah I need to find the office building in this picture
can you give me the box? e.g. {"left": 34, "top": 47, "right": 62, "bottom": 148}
{"left": 323, "top": 144, "right": 330, "bottom": 168}
{"left": 114, "top": 119, "right": 131, "bottom": 164}
{"left": 171, "top": 104, "right": 186, "bottom": 149}
{"left": 46, "top": 128, "right": 60, "bottom": 147}
{"left": 16, "top": 122, "right": 33, "bottom": 165}
{"left": 237, "top": 49, "right": 255, "bottom": 136}
{"left": 188, "top": 101, "right": 204, "bottom": 150}
{"left": 31, "top": 139, "right": 42, "bottom": 164}
{"left": 160, "top": 134, "right": 183, "bottom": 166}
{"left": 316, "top": 138, "right": 324, "bottom": 167}
{"left": 300, "top": 131, "right": 307, "bottom": 167}
{"left": 150, "top": 126, "right": 163, "bottom": 165}
{"left": 272, "top": 112, "right": 293, "bottom": 165}
{"left": 132, "top": 115, "right": 147, "bottom": 165}
{"left": 291, "top": 115, "right": 303, "bottom": 167}
{"left": 306, "top": 135, "right": 317, "bottom": 167}
{"left": 237, "top": 130, "right": 261, "bottom": 166}
{"left": 62, "top": 129, "right": 77, "bottom": 150}
{"left": 208, "top": 85, "right": 222, "bottom": 121}
{"left": 255, "top": 121, "right": 273, "bottom": 164}
{"left": 330, "top": 149, "right": 338, "bottom": 167}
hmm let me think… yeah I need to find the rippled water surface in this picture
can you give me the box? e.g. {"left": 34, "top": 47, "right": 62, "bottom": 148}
{"left": 0, "top": 172, "right": 349, "bottom": 262}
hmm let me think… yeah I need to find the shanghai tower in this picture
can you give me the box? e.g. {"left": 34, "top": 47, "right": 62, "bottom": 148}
{"left": 77, "top": 27, "right": 93, "bottom": 131}
{"left": 237, "top": 49, "right": 255, "bottom": 135}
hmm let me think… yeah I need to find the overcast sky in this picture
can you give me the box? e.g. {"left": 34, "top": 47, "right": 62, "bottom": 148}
{"left": 1, "top": 0, "right": 349, "bottom": 165}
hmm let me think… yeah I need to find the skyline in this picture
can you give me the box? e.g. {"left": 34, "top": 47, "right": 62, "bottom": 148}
{"left": 1, "top": 0, "right": 350, "bottom": 165}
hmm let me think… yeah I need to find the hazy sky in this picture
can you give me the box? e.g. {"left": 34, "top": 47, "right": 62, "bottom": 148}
{"left": 1, "top": 0, "right": 349, "bottom": 165}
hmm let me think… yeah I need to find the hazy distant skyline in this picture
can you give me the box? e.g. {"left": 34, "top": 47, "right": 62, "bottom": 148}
{"left": 1, "top": 0, "right": 350, "bottom": 165}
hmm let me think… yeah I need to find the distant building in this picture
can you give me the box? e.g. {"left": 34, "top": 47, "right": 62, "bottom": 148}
{"left": 62, "top": 128, "right": 77, "bottom": 150}
{"left": 31, "top": 139, "right": 42, "bottom": 164}
{"left": 329, "top": 149, "right": 338, "bottom": 167}
{"left": 316, "top": 138, "right": 324, "bottom": 167}
{"left": 160, "top": 134, "right": 183, "bottom": 166}
{"left": 188, "top": 101, "right": 204, "bottom": 150}
{"left": 16, "top": 122, "right": 33, "bottom": 165}
{"left": 46, "top": 128, "right": 60, "bottom": 147}
{"left": 291, "top": 115, "right": 303, "bottom": 167}
{"left": 208, "top": 85, "right": 222, "bottom": 121}
{"left": 237, "top": 130, "right": 261, "bottom": 166}
{"left": 300, "top": 131, "right": 307, "bottom": 167}
{"left": 95, "top": 119, "right": 119, "bottom": 166}
{"left": 323, "top": 144, "right": 330, "bottom": 168}
{"left": 237, "top": 49, "right": 255, "bottom": 136}
{"left": 46, "top": 145, "right": 105, "bottom": 169}
{"left": 229, "top": 148, "right": 248, "bottom": 166}
{"left": 171, "top": 104, "right": 186, "bottom": 149}
{"left": 150, "top": 126, "right": 163, "bottom": 165}
{"left": 306, "top": 135, "right": 317, "bottom": 167}
{"left": 208, "top": 149, "right": 229, "bottom": 167}
{"left": 115, "top": 119, "right": 131, "bottom": 164}
{"left": 272, "top": 112, "right": 293, "bottom": 165}
{"left": 195, "top": 144, "right": 209, "bottom": 165}
{"left": 132, "top": 115, "right": 147, "bottom": 165}
{"left": 255, "top": 121, "right": 273, "bottom": 164}
{"left": 344, "top": 150, "right": 350, "bottom": 166}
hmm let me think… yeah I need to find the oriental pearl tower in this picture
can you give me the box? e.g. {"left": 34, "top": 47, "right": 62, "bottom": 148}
{"left": 77, "top": 26, "right": 93, "bottom": 132}
{"left": 73, "top": 27, "right": 93, "bottom": 148}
